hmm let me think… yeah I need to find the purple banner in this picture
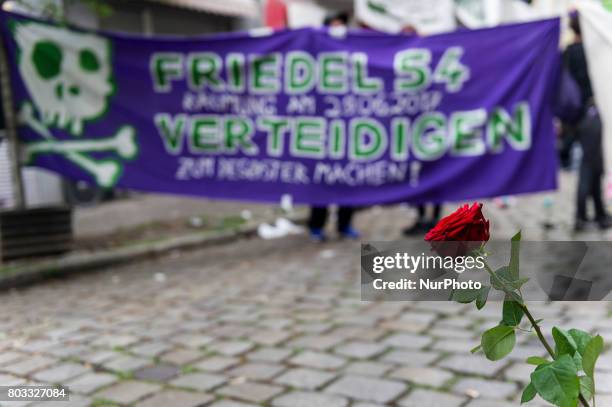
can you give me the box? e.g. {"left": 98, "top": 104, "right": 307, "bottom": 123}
{"left": 1, "top": 12, "right": 560, "bottom": 205}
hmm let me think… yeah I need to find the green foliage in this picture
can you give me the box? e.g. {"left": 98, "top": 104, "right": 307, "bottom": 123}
{"left": 569, "top": 330, "right": 593, "bottom": 356}
{"left": 451, "top": 285, "right": 490, "bottom": 310}
{"left": 509, "top": 230, "right": 521, "bottom": 279}
{"left": 181, "top": 365, "right": 198, "bottom": 374}
{"left": 91, "top": 399, "right": 120, "bottom": 407}
{"left": 475, "top": 285, "right": 490, "bottom": 309}
{"left": 552, "top": 328, "right": 602, "bottom": 376}
{"left": 490, "top": 266, "right": 511, "bottom": 290}
{"left": 582, "top": 336, "right": 604, "bottom": 378}
{"left": 502, "top": 300, "right": 524, "bottom": 327}
{"left": 580, "top": 376, "right": 594, "bottom": 401}
{"left": 531, "top": 355, "right": 580, "bottom": 407}
{"left": 453, "top": 229, "right": 605, "bottom": 407}
{"left": 549, "top": 328, "right": 605, "bottom": 404}
{"left": 481, "top": 325, "right": 515, "bottom": 361}
{"left": 527, "top": 356, "right": 549, "bottom": 366}
{"left": 489, "top": 266, "right": 525, "bottom": 304}
{"left": 521, "top": 382, "right": 537, "bottom": 404}
{"left": 553, "top": 327, "right": 580, "bottom": 360}
{"left": 492, "top": 266, "right": 529, "bottom": 291}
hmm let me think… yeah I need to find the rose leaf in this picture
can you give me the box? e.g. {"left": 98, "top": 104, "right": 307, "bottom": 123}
{"left": 530, "top": 354, "right": 579, "bottom": 407}
{"left": 501, "top": 300, "right": 524, "bottom": 327}
{"left": 582, "top": 335, "right": 604, "bottom": 378}
{"left": 521, "top": 382, "right": 537, "bottom": 404}
{"left": 579, "top": 375, "right": 594, "bottom": 401}
{"left": 481, "top": 325, "right": 516, "bottom": 361}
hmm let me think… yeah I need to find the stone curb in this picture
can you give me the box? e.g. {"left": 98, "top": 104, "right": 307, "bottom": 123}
{"left": 0, "top": 213, "right": 307, "bottom": 291}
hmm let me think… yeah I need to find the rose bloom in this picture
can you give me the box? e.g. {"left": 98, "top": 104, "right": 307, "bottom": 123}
{"left": 425, "top": 203, "right": 490, "bottom": 256}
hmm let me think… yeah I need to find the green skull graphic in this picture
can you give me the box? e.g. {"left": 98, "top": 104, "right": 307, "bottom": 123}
{"left": 12, "top": 21, "right": 137, "bottom": 188}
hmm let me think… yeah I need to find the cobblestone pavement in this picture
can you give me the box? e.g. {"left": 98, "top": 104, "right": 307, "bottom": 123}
{"left": 1, "top": 172, "right": 612, "bottom": 407}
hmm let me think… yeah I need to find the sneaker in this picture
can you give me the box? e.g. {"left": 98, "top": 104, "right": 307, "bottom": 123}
{"left": 574, "top": 220, "right": 587, "bottom": 233}
{"left": 339, "top": 227, "right": 361, "bottom": 240}
{"left": 598, "top": 217, "right": 611, "bottom": 230}
{"left": 310, "top": 228, "right": 327, "bottom": 242}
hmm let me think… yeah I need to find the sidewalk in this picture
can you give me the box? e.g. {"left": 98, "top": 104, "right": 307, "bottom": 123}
{"left": 0, "top": 194, "right": 306, "bottom": 289}
{"left": 75, "top": 169, "right": 601, "bottom": 244}
{"left": 73, "top": 194, "right": 290, "bottom": 250}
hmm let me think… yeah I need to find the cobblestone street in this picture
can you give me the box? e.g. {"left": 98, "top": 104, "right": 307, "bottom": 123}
{"left": 1, "top": 172, "right": 612, "bottom": 407}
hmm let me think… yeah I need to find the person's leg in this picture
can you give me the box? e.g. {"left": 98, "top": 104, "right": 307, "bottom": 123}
{"left": 560, "top": 125, "right": 576, "bottom": 169}
{"left": 403, "top": 205, "right": 428, "bottom": 236}
{"left": 308, "top": 207, "right": 328, "bottom": 240}
{"left": 592, "top": 174, "right": 605, "bottom": 219}
{"left": 575, "top": 166, "right": 591, "bottom": 230}
{"left": 337, "top": 207, "right": 353, "bottom": 232}
{"left": 422, "top": 204, "right": 443, "bottom": 230}
{"left": 417, "top": 205, "right": 426, "bottom": 221}
{"left": 431, "top": 204, "right": 442, "bottom": 222}
{"left": 591, "top": 173, "right": 610, "bottom": 228}
{"left": 337, "top": 206, "right": 360, "bottom": 238}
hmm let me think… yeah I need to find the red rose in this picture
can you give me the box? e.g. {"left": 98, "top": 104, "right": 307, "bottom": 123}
{"left": 425, "top": 203, "right": 490, "bottom": 256}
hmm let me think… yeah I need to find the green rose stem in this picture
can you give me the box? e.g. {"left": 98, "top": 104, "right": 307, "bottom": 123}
{"left": 520, "top": 305, "right": 555, "bottom": 359}
{"left": 481, "top": 261, "right": 592, "bottom": 407}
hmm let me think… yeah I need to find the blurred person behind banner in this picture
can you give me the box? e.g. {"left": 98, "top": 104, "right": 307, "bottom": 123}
{"left": 403, "top": 204, "right": 443, "bottom": 236}
{"left": 354, "top": 17, "right": 443, "bottom": 238}
{"left": 323, "top": 11, "right": 349, "bottom": 27}
{"left": 395, "top": 23, "right": 445, "bottom": 237}
{"left": 565, "top": 11, "right": 610, "bottom": 231}
{"left": 554, "top": 54, "right": 583, "bottom": 170}
{"left": 308, "top": 11, "right": 360, "bottom": 242}
{"left": 577, "top": 1, "right": 612, "bottom": 204}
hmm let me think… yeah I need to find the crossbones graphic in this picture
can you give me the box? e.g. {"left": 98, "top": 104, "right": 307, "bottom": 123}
{"left": 13, "top": 21, "right": 138, "bottom": 188}
{"left": 19, "top": 102, "right": 137, "bottom": 187}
